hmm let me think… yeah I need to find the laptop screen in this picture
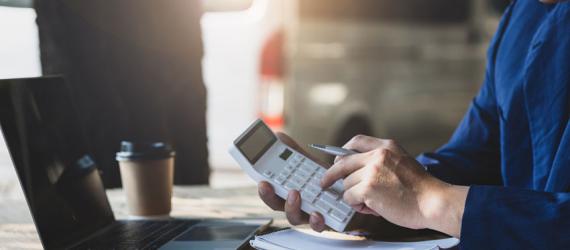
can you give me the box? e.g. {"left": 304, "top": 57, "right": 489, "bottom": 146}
{"left": 0, "top": 77, "right": 115, "bottom": 249}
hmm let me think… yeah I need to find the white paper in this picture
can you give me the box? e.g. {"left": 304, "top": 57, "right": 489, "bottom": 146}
{"left": 250, "top": 228, "right": 459, "bottom": 250}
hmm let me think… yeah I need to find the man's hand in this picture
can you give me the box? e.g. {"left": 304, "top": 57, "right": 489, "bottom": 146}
{"left": 258, "top": 133, "right": 394, "bottom": 233}
{"left": 257, "top": 132, "right": 328, "bottom": 232}
{"left": 321, "top": 135, "right": 469, "bottom": 238}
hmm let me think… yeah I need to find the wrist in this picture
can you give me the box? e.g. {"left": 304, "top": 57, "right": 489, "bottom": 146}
{"left": 419, "top": 179, "right": 469, "bottom": 238}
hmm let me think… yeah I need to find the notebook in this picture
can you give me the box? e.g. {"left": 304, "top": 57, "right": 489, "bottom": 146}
{"left": 250, "top": 228, "right": 460, "bottom": 250}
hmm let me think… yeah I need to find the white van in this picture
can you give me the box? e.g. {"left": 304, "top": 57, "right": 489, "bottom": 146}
{"left": 256, "top": 0, "right": 507, "bottom": 161}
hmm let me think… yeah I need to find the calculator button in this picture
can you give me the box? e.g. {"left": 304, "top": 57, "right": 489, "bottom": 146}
{"left": 285, "top": 181, "right": 302, "bottom": 191}
{"left": 323, "top": 190, "right": 339, "bottom": 200}
{"left": 305, "top": 184, "right": 321, "bottom": 195}
{"left": 287, "top": 159, "right": 298, "bottom": 165}
{"left": 330, "top": 209, "right": 347, "bottom": 222}
{"left": 301, "top": 190, "right": 318, "bottom": 203}
{"left": 331, "top": 181, "right": 344, "bottom": 192}
{"left": 263, "top": 170, "right": 273, "bottom": 178}
{"left": 293, "top": 154, "right": 304, "bottom": 161}
{"left": 280, "top": 169, "right": 292, "bottom": 177}
{"left": 293, "top": 175, "right": 310, "bottom": 186}
{"left": 274, "top": 174, "right": 287, "bottom": 185}
{"left": 294, "top": 169, "right": 312, "bottom": 180}
{"left": 314, "top": 200, "right": 331, "bottom": 214}
{"left": 290, "top": 176, "right": 305, "bottom": 187}
{"left": 337, "top": 201, "right": 353, "bottom": 215}
{"left": 284, "top": 165, "right": 295, "bottom": 171}
{"left": 299, "top": 166, "right": 313, "bottom": 175}
{"left": 309, "top": 177, "right": 322, "bottom": 187}
{"left": 314, "top": 170, "right": 325, "bottom": 179}
{"left": 321, "top": 192, "right": 339, "bottom": 207}
{"left": 301, "top": 163, "right": 318, "bottom": 172}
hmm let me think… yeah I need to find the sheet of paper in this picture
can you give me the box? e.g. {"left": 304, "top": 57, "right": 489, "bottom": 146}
{"left": 250, "top": 228, "right": 459, "bottom": 250}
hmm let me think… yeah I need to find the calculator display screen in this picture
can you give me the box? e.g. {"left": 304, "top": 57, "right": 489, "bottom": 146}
{"left": 236, "top": 121, "right": 277, "bottom": 165}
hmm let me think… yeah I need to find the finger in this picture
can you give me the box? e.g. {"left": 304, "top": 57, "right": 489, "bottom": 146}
{"left": 333, "top": 136, "right": 376, "bottom": 165}
{"left": 276, "top": 132, "right": 330, "bottom": 168}
{"left": 258, "top": 181, "right": 285, "bottom": 211}
{"left": 350, "top": 203, "right": 368, "bottom": 214}
{"left": 342, "top": 135, "right": 403, "bottom": 156}
{"left": 309, "top": 212, "right": 326, "bottom": 232}
{"left": 284, "top": 190, "right": 309, "bottom": 225}
{"left": 350, "top": 201, "right": 380, "bottom": 216}
{"left": 351, "top": 204, "right": 380, "bottom": 216}
{"left": 321, "top": 152, "right": 370, "bottom": 188}
{"left": 342, "top": 135, "right": 379, "bottom": 154}
{"left": 343, "top": 183, "right": 380, "bottom": 216}
{"left": 334, "top": 156, "right": 342, "bottom": 164}
{"left": 359, "top": 207, "right": 380, "bottom": 217}
{"left": 342, "top": 167, "right": 367, "bottom": 191}
{"left": 343, "top": 182, "right": 367, "bottom": 207}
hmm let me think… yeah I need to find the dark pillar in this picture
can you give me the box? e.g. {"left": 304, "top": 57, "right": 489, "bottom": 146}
{"left": 35, "top": 0, "right": 210, "bottom": 187}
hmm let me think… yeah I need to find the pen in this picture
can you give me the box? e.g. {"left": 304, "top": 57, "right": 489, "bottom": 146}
{"left": 309, "top": 144, "right": 358, "bottom": 157}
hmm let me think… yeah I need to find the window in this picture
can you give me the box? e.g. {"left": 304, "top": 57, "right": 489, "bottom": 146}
{"left": 300, "top": 0, "right": 471, "bottom": 24}
{"left": 0, "top": 0, "right": 41, "bottom": 78}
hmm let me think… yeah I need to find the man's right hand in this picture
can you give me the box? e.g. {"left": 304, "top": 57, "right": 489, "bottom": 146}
{"left": 256, "top": 133, "right": 448, "bottom": 240}
{"left": 257, "top": 132, "right": 328, "bottom": 232}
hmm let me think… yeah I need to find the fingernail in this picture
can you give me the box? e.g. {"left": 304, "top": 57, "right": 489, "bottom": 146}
{"left": 259, "top": 186, "right": 266, "bottom": 196}
{"left": 310, "top": 213, "right": 323, "bottom": 230}
{"left": 288, "top": 192, "right": 297, "bottom": 205}
{"left": 309, "top": 213, "right": 318, "bottom": 224}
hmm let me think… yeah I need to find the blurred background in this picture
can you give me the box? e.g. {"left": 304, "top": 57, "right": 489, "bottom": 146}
{"left": 0, "top": 0, "right": 509, "bottom": 193}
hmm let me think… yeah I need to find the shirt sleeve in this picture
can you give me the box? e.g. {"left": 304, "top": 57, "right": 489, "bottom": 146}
{"left": 415, "top": 1, "right": 515, "bottom": 186}
{"left": 461, "top": 185, "right": 570, "bottom": 249}
{"left": 416, "top": 68, "right": 502, "bottom": 186}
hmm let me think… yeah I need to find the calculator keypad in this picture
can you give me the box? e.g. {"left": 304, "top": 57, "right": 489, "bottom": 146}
{"left": 267, "top": 153, "right": 354, "bottom": 223}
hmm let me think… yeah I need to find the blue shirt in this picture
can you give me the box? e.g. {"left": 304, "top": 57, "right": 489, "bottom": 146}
{"left": 417, "top": 1, "right": 570, "bottom": 248}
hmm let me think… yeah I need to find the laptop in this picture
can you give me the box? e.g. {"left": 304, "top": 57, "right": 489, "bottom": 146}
{"left": 0, "top": 76, "right": 271, "bottom": 250}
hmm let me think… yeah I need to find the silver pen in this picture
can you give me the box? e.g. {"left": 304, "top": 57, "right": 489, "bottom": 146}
{"left": 309, "top": 144, "right": 358, "bottom": 157}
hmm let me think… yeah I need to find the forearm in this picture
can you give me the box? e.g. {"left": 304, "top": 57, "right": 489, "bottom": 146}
{"left": 418, "top": 178, "right": 469, "bottom": 238}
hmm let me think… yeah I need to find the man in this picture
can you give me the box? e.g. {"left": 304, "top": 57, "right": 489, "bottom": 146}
{"left": 258, "top": 0, "right": 570, "bottom": 248}
{"left": 35, "top": 0, "right": 209, "bottom": 187}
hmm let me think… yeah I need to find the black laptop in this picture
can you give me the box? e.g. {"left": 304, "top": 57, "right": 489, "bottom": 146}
{"left": 0, "top": 76, "right": 271, "bottom": 250}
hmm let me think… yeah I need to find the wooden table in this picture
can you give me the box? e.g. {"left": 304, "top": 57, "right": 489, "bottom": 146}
{"left": 0, "top": 186, "right": 287, "bottom": 250}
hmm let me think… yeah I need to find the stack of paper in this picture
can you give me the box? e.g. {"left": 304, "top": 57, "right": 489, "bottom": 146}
{"left": 250, "top": 228, "right": 460, "bottom": 250}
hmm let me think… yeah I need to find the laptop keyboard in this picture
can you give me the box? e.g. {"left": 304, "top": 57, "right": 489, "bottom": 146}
{"left": 73, "top": 220, "right": 199, "bottom": 249}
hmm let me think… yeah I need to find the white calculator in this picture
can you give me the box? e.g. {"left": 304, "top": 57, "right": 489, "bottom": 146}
{"left": 229, "top": 119, "right": 355, "bottom": 232}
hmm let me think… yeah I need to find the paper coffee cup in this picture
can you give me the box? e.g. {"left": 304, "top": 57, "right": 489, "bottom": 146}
{"left": 116, "top": 141, "right": 175, "bottom": 218}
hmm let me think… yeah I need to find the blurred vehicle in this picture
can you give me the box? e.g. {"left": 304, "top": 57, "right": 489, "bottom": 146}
{"left": 273, "top": 0, "right": 507, "bottom": 161}
{"left": 205, "top": 0, "right": 509, "bottom": 166}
